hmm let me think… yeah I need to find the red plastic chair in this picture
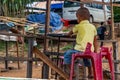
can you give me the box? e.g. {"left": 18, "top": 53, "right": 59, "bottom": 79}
{"left": 70, "top": 43, "right": 103, "bottom": 80}
{"left": 100, "top": 47, "right": 115, "bottom": 80}
{"left": 70, "top": 43, "right": 115, "bottom": 80}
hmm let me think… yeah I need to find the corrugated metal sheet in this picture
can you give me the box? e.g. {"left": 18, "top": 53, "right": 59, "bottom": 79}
{"left": 26, "top": 1, "right": 63, "bottom": 9}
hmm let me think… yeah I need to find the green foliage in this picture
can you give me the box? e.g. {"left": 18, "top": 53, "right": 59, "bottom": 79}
{"left": 0, "top": 0, "right": 42, "bottom": 17}
{"left": 114, "top": 7, "right": 120, "bottom": 22}
{"left": 0, "top": 40, "right": 5, "bottom": 51}
{"left": 60, "top": 44, "right": 73, "bottom": 51}
{"left": 0, "top": 41, "right": 15, "bottom": 51}
{"left": 113, "top": 1, "right": 120, "bottom": 22}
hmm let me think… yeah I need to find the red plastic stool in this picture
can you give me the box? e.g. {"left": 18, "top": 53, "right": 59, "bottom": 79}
{"left": 100, "top": 47, "right": 115, "bottom": 80}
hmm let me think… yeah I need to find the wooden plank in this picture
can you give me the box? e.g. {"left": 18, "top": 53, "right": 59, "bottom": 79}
{"left": 0, "top": 77, "right": 55, "bottom": 80}
{"left": 98, "top": 39, "right": 117, "bottom": 42}
{"left": 80, "top": 0, "right": 120, "bottom": 7}
{"left": 33, "top": 47, "right": 69, "bottom": 80}
{"left": 0, "top": 57, "right": 41, "bottom": 61}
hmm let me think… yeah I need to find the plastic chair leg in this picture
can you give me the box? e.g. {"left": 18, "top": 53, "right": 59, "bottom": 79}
{"left": 101, "top": 47, "right": 115, "bottom": 80}
{"left": 107, "top": 53, "right": 115, "bottom": 80}
{"left": 92, "top": 54, "right": 103, "bottom": 80}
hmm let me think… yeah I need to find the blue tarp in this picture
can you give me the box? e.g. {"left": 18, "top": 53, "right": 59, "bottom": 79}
{"left": 0, "top": 22, "right": 15, "bottom": 31}
{"left": 51, "top": 3, "right": 63, "bottom": 9}
{"left": 26, "top": 12, "right": 63, "bottom": 32}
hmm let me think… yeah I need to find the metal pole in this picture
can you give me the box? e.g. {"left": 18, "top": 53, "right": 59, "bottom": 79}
{"left": 55, "top": 37, "right": 61, "bottom": 79}
{"left": 16, "top": 41, "right": 20, "bottom": 69}
{"left": 5, "top": 41, "right": 8, "bottom": 69}
{"left": 26, "top": 37, "right": 34, "bottom": 78}
{"left": 102, "top": 0, "right": 107, "bottom": 21}
{"left": 44, "top": 0, "right": 51, "bottom": 51}
{"left": 113, "top": 41, "right": 119, "bottom": 80}
{"left": 42, "top": 0, "right": 51, "bottom": 79}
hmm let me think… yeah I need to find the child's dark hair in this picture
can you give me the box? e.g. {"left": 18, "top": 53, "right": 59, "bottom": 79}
{"left": 76, "top": 7, "right": 90, "bottom": 20}
{"left": 101, "top": 22, "right": 104, "bottom": 25}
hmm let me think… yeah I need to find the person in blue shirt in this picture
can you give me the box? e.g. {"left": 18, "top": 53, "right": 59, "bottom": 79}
{"left": 97, "top": 22, "right": 107, "bottom": 47}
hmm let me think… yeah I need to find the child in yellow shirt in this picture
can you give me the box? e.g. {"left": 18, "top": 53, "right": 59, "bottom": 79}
{"left": 64, "top": 7, "right": 98, "bottom": 78}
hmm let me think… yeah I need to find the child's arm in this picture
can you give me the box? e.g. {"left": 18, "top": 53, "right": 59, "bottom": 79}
{"left": 93, "top": 35, "right": 98, "bottom": 53}
{"left": 67, "top": 25, "right": 78, "bottom": 37}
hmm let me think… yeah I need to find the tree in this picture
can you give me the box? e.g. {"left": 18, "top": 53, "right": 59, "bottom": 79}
{"left": 114, "top": 6, "right": 120, "bottom": 22}
{"left": 0, "top": 0, "right": 41, "bottom": 17}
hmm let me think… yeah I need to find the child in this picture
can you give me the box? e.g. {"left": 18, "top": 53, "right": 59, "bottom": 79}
{"left": 64, "top": 7, "right": 97, "bottom": 78}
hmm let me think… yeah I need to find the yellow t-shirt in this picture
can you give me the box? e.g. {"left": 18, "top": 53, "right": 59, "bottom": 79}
{"left": 73, "top": 20, "right": 97, "bottom": 52}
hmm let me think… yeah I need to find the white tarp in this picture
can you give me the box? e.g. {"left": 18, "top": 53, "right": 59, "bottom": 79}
{"left": 0, "top": 35, "right": 17, "bottom": 41}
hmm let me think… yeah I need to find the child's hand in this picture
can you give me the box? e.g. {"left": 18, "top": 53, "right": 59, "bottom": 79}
{"left": 67, "top": 30, "right": 73, "bottom": 37}
{"left": 105, "top": 31, "right": 109, "bottom": 35}
{"left": 70, "top": 34, "right": 76, "bottom": 37}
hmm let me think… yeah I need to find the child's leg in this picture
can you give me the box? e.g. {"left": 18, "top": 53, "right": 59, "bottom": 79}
{"left": 63, "top": 64, "right": 71, "bottom": 75}
{"left": 64, "top": 49, "right": 79, "bottom": 76}
{"left": 64, "top": 49, "right": 79, "bottom": 65}
{"left": 88, "top": 66, "right": 94, "bottom": 78}
{"left": 83, "top": 58, "right": 93, "bottom": 78}
{"left": 100, "top": 34, "right": 105, "bottom": 47}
